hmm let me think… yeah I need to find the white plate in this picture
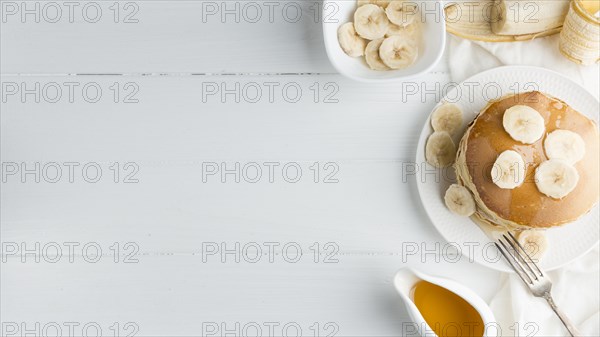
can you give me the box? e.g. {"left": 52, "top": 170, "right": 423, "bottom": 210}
{"left": 416, "top": 66, "right": 600, "bottom": 272}
{"left": 322, "top": 0, "right": 446, "bottom": 82}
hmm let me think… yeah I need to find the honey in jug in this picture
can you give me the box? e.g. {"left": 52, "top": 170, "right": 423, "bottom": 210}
{"left": 411, "top": 280, "right": 485, "bottom": 337}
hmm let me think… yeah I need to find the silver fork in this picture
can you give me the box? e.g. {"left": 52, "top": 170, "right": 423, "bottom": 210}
{"left": 495, "top": 232, "right": 581, "bottom": 337}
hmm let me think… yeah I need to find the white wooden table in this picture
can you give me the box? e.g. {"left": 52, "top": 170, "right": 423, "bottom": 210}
{"left": 1, "top": 1, "right": 503, "bottom": 336}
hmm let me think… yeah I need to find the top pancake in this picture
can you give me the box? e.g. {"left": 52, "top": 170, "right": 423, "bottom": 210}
{"left": 464, "top": 91, "right": 599, "bottom": 228}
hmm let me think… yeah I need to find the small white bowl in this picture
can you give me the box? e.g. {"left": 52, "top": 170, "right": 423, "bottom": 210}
{"left": 323, "top": 0, "right": 446, "bottom": 82}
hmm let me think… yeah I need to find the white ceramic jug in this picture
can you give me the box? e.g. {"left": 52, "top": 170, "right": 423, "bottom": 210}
{"left": 393, "top": 268, "right": 497, "bottom": 337}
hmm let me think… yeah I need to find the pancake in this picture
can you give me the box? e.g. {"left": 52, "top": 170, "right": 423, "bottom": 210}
{"left": 455, "top": 91, "right": 599, "bottom": 230}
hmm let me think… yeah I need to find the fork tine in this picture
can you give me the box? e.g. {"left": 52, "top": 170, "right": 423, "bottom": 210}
{"left": 495, "top": 240, "right": 533, "bottom": 285}
{"left": 507, "top": 232, "right": 544, "bottom": 277}
{"left": 503, "top": 234, "right": 539, "bottom": 281}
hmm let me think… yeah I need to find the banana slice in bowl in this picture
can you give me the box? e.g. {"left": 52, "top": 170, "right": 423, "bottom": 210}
{"left": 322, "top": 0, "right": 446, "bottom": 82}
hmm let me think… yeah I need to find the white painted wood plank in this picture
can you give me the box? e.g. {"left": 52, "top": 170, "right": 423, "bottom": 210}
{"left": 1, "top": 255, "right": 501, "bottom": 336}
{"left": 0, "top": 73, "right": 449, "bottom": 162}
{"left": 1, "top": 161, "right": 447, "bottom": 250}
{"left": 0, "top": 0, "right": 450, "bottom": 74}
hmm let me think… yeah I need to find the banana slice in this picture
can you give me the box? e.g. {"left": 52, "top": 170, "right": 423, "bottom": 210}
{"left": 444, "top": 184, "right": 476, "bottom": 217}
{"left": 365, "top": 39, "right": 390, "bottom": 71}
{"left": 357, "top": 0, "right": 391, "bottom": 8}
{"left": 431, "top": 103, "right": 463, "bottom": 135}
{"left": 425, "top": 131, "right": 456, "bottom": 168}
{"left": 544, "top": 130, "right": 586, "bottom": 164}
{"left": 354, "top": 4, "right": 390, "bottom": 40}
{"left": 502, "top": 105, "right": 546, "bottom": 144}
{"left": 491, "top": 150, "right": 526, "bottom": 189}
{"left": 386, "top": 21, "right": 419, "bottom": 39}
{"left": 535, "top": 159, "right": 579, "bottom": 199}
{"left": 379, "top": 35, "right": 418, "bottom": 69}
{"left": 385, "top": 0, "right": 419, "bottom": 27}
{"left": 337, "top": 22, "right": 368, "bottom": 57}
{"left": 517, "top": 230, "right": 549, "bottom": 262}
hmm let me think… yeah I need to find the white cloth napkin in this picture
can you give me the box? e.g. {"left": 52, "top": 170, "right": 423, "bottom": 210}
{"left": 449, "top": 35, "right": 600, "bottom": 99}
{"left": 447, "top": 34, "right": 600, "bottom": 337}
{"left": 489, "top": 246, "right": 600, "bottom": 337}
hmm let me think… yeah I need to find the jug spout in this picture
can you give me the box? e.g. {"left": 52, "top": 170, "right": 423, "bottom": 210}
{"left": 393, "top": 268, "right": 421, "bottom": 300}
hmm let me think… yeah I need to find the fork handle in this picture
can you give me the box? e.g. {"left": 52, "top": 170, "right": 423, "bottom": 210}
{"left": 544, "top": 293, "right": 582, "bottom": 337}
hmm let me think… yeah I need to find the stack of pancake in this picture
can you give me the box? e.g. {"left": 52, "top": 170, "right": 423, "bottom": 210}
{"left": 455, "top": 91, "right": 599, "bottom": 230}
